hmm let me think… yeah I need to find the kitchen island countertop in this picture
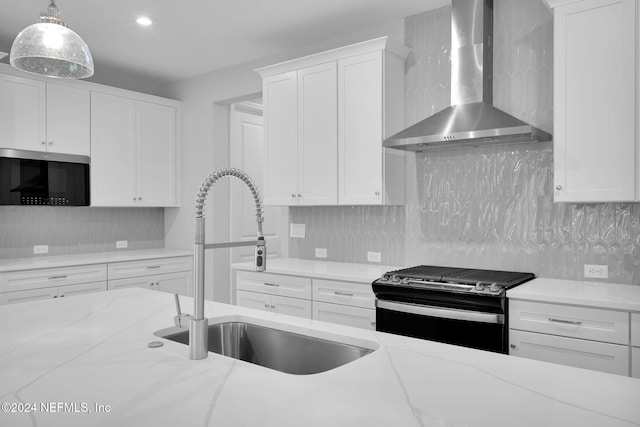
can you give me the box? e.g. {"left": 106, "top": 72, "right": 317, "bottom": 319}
{"left": 1, "top": 288, "right": 639, "bottom": 427}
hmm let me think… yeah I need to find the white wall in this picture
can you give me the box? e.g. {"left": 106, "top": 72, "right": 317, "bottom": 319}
{"left": 163, "top": 19, "right": 405, "bottom": 302}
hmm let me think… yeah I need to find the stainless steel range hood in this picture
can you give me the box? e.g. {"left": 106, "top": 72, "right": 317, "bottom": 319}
{"left": 385, "top": 0, "right": 551, "bottom": 152}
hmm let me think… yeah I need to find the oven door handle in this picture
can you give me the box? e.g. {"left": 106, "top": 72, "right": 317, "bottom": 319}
{"left": 376, "top": 300, "right": 504, "bottom": 324}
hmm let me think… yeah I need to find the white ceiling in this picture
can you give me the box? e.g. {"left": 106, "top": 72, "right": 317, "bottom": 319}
{"left": 0, "top": 0, "right": 449, "bottom": 86}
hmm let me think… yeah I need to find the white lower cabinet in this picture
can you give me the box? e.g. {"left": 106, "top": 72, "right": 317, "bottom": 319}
{"left": 632, "top": 347, "right": 640, "bottom": 379}
{"left": 313, "top": 301, "right": 376, "bottom": 330}
{"left": 0, "top": 255, "right": 193, "bottom": 305}
{"left": 509, "top": 299, "right": 632, "bottom": 376}
{"left": 509, "top": 329, "right": 629, "bottom": 376}
{"left": 234, "top": 270, "right": 375, "bottom": 329}
{"left": 236, "top": 290, "right": 311, "bottom": 318}
{"left": 0, "top": 281, "right": 107, "bottom": 305}
{"left": 107, "top": 271, "right": 192, "bottom": 296}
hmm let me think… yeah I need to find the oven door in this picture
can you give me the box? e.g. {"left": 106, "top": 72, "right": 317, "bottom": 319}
{"left": 376, "top": 299, "right": 507, "bottom": 353}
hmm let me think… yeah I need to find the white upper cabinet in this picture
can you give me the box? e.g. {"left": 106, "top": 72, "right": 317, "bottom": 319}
{"left": 0, "top": 73, "right": 90, "bottom": 156}
{"left": 91, "top": 92, "right": 178, "bottom": 207}
{"left": 262, "top": 62, "right": 337, "bottom": 206}
{"left": 257, "top": 37, "right": 409, "bottom": 206}
{"left": 551, "top": 0, "right": 638, "bottom": 202}
{"left": 263, "top": 71, "right": 300, "bottom": 205}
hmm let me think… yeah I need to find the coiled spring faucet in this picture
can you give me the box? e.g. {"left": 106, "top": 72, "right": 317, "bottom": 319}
{"left": 190, "top": 167, "right": 265, "bottom": 360}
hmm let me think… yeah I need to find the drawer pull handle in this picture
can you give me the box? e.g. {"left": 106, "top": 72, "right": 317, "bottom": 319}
{"left": 264, "top": 282, "right": 280, "bottom": 287}
{"left": 334, "top": 291, "right": 354, "bottom": 297}
{"left": 48, "top": 275, "right": 67, "bottom": 280}
{"left": 548, "top": 317, "right": 582, "bottom": 326}
{"left": 146, "top": 266, "right": 161, "bottom": 269}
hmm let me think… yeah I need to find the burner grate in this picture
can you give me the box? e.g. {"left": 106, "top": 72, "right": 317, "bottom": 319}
{"left": 385, "top": 265, "right": 534, "bottom": 289}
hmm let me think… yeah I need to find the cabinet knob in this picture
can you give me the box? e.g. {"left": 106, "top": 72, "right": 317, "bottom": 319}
{"left": 555, "top": 185, "right": 562, "bottom": 190}
{"left": 297, "top": 194, "right": 302, "bottom": 198}
{"left": 291, "top": 194, "right": 296, "bottom": 198}
{"left": 510, "top": 344, "right": 517, "bottom": 349}
{"left": 264, "top": 303, "right": 269, "bottom": 308}
{"left": 270, "top": 304, "right": 276, "bottom": 309}
{"left": 48, "top": 141, "right": 53, "bottom": 146}
{"left": 132, "top": 197, "right": 136, "bottom": 201}
{"left": 138, "top": 197, "right": 142, "bottom": 200}
{"left": 41, "top": 141, "right": 46, "bottom": 145}
{"left": 370, "top": 321, "right": 376, "bottom": 326}
{"left": 375, "top": 191, "right": 380, "bottom": 196}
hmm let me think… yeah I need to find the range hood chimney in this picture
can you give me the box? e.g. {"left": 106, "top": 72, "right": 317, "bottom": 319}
{"left": 385, "top": 0, "right": 551, "bottom": 152}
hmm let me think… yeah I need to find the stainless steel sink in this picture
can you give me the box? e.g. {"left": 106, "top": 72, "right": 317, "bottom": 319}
{"left": 155, "top": 320, "right": 375, "bottom": 375}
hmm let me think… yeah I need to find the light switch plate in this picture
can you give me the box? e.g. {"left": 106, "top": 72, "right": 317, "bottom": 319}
{"left": 315, "top": 248, "right": 327, "bottom": 258}
{"left": 34, "top": 245, "right": 48, "bottom": 254}
{"left": 584, "top": 264, "right": 608, "bottom": 279}
{"left": 367, "top": 251, "right": 382, "bottom": 263}
{"left": 116, "top": 240, "right": 128, "bottom": 249}
{"left": 290, "top": 223, "right": 306, "bottom": 238}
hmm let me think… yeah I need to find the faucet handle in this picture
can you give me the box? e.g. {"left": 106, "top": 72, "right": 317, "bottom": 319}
{"left": 173, "top": 294, "right": 192, "bottom": 328}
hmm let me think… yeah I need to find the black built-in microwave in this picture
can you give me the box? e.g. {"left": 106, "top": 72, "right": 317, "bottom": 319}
{"left": 0, "top": 148, "right": 90, "bottom": 206}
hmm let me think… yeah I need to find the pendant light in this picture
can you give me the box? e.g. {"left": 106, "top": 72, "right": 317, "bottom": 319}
{"left": 9, "top": 0, "right": 94, "bottom": 79}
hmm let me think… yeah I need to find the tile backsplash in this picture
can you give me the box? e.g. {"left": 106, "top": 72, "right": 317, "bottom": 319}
{"left": 289, "top": 0, "right": 640, "bottom": 285}
{"left": 0, "top": 207, "right": 164, "bottom": 259}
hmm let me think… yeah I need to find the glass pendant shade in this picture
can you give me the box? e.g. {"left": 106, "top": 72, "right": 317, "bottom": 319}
{"left": 9, "top": 1, "right": 94, "bottom": 79}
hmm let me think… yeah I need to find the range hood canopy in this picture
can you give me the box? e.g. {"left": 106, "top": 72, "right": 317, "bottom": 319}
{"left": 385, "top": 0, "right": 551, "bottom": 152}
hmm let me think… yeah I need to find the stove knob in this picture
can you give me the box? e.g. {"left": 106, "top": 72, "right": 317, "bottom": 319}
{"left": 400, "top": 277, "right": 410, "bottom": 285}
{"left": 490, "top": 282, "right": 500, "bottom": 292}
{"left": 391, "top": 275, "right": 400, "bottom": 282}
{"left": 475, "top": 282, "right": 484, "bottom": 291}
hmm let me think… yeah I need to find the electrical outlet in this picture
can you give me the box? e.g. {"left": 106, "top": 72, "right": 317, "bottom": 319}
{"left": 290, "top": 223, "right": 306, "bottom": 238}
{"left": 315, "top": 248, "right": 327, "bottom": 258}
{"left": 367, "top": 251, "right": 382, "bottom": 263}
{"left": 33, "top": 245, "right": 48, "bottom": 254}
{"left": 584, "top": 264, "right": 608, "bottom": 279}
{"left": 116, "top": 240, "right": 128, "bottom": 249}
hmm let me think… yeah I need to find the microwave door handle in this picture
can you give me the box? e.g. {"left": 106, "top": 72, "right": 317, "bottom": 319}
{"left": 376, "top": 300, "right": 504, "bottom": 324}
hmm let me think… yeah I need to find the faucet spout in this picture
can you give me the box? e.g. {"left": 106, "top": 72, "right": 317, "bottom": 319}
{"left": 190, "top": 167, "right": 266, "bottom": 360}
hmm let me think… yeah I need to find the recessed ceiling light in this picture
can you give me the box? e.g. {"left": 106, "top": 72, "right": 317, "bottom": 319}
{"left": 136, "top": 17, "right": 152, "bottom": 26}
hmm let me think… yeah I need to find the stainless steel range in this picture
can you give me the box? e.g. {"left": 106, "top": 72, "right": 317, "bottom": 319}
{"left": 372, "top": 266, "right": 535, "bottom": 354}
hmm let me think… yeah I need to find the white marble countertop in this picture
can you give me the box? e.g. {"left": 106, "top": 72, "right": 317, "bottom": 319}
{"left": 0, "top": 248, "right": 193, "bottom": 273}
{"left": 1, "top": 288, "right": 638, "bottom": 427}
{"left": 507, "top": 278, "right": 640, "bottom": 312}
{"left": 232, "top": 258, "right": 401, "bottom": 284}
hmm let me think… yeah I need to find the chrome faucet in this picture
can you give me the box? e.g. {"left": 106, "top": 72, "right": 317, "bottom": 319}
{"left": 190, "top": 167, "right": 265, "bottom": 360}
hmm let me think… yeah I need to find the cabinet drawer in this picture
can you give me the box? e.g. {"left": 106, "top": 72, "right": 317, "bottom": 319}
{"left": 108, "top": 272, "right": 191, "bottom": 297}
{"left": 236, "top": 271, "right": 311, "bottom": 299}
{"left": 509, "top": 300, "right": 629, "bottom": 345}
{"left": 108, "top": 256, "right": 191, "bottom": 280}
{"left": 312, "top": 279, "right": 375, "bottom": 309}
{"left": 313, "top": 301, "right": 376, "bottom": 330}
{"left": 632, "top": 313, "right": 640, "bottom": 347}
{"left": 632, "top": 347, "right": 640, "bottom": 379}
{"left": 509, "top": 330, "right": 630, "bottom": 376}
{"left": 0, "top": 264, "right": 107, "bottom": 293}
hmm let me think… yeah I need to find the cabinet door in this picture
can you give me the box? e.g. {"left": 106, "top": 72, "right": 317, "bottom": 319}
{"left": 553, "top": 0, "right": 636, "bottom": 202}
{"left": 632, "top": 347, "right": 640, "bottom": 379}
{"left": 136, "top": 101, "right": 177, "bottom": 206}
{"left": 263, "top": 71, "right": 299, "bottom": 205}
{"left": 57, "top": 281, "right": 107, "bottom": 298}
{"left": 338, "top": 51, "right": 384, "bottom": 205}
{"left": 271, "top": 294, "right": 312, "bottom": 318}
{"left": 509, "top": 329, "right": 630, "bottom": 376}
{"left": 46, "top": 83, "right": 90, "bottom": 156}
{"left": 297, "top": 62, "right": 338, "bottom": 205}
{"left": 313, "top": 301, "right": 376, "bottom": 330}
{"left": 0, "top": 287, "right": 58, "bottom": 305}
{"left": 91, "top": 92, "right": 137, "bottom": 206}
{"left": 236, "top": 290, "right": 272, "bottom": 312}
{"left": 154, "top": 271, "right": 192, "bottom": 297}
{"left": 0, "top": 73, "right": 46, "bottom": 151}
